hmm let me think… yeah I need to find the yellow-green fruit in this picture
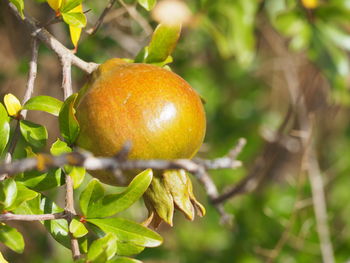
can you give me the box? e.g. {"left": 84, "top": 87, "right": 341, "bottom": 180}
{"left": 75, "top": 58, "right": 206, "bottom": 226}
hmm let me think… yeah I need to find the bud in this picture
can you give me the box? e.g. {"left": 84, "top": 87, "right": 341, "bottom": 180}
{"left": 4, "top": 93, "right": 22, "bottom": 117}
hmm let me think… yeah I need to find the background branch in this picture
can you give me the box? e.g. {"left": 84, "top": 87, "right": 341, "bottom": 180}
{"left": 262, "top": 25, "right": 335, "bottom": 263}
{"left": 118, "top": 0, "right": 152, "bottom": 36}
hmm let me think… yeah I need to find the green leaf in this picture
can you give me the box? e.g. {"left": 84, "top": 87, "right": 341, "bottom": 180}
{"left": 9, "top": 0, "right": 24, "bottom": 19}
{"left": 40, "top": 196, "right": 70, "bottom": 248}
{"left": 19, "top": 120, "right": 48, "bottom": 149}
{"left": 50, "top": 138, "right": 72, "bottom": 156}
{"left": 89, "top": 223, "right": 144, "bottom": 258}
{"left": 80, "top": 236, "right": 88, "bottom": 253}
{"left": 6, "top": 183, "right": 38, "bottom": 211}
{"left": 0, "top": 104, "right": 10, "bottom": 155}
{"left": 87, "top": 233, "right": 117, "bottom": 262}
{"left": 137, "top": 0, "right": 156, "bottom": 11}
{"left": 0, "top": 178, "right": 17, "bottom": 210}
{"left": 13, "top": 194, "right": 42, "bottom": 215}
{"left": 60, "top": 0, "right": 82, "bottom": 13}
{"left": 66, "top": 166, "right": 85, "bottom": 189}
{"left": 22, "top": 96, "right": 63, "bottom": 116}
{"left": 87, "top": 218, "right": 163, "bottom": 247}
{"left": 15, "top": 146, "right": 64, "bottom": 191}
{"left": 79, "top": 179, "right": 105, "bottom": 216}
{"left": 17, "top": 168, "right": 64, "bottom": 191}
{"left": 13, "top": 194, "right": 86, "bottom": 251}
{"left": 116, "top": 242, "right": 144, "bottom": 257}
{"left": 0, "top": 224, "right": 24, "bottom": 253}
{"left": 69, "top": 218, "right": 88, "bottom": 238}
{"left": 109, "top": 257, "right": 142, "bottom": 263}
{"left": 86, "top": 169, "right": 153, "bottom": 218}
{"left": 62, "top": 12, "right": 87, "bottom": 28}
{"left": 45, "top": 217, "right": 70, "bottom": 248}
{"left": 143, "top": 24, "right": 181, "bottom": 64}
{"left": 58, "top": 93, "right": 80, "bottom": 145}
{"left": 41, "top": 196, "right": 89, "bottom": 251}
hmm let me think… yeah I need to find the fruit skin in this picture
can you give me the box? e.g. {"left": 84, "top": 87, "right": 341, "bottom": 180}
{"left": 75, "top": 58, "right": 206, "bottom": 226}
{"left": 75, "top": 59, "right": 206, "bottom": 184}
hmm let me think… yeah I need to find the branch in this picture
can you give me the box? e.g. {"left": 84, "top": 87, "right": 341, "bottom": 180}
{"left": 6, "top": 0, "right": 99, "bottom": 74}
{"left": 61, "top": 55, "right": 73, "bottom": 99}
{"left": 212, "top": 173, "right": 258, "bottom": 204}
{"left": 0, "top": 150, "right": 242, "bottom": 177}
{"left": 58, "top": 32, "right": 80, "bottom": 261}
{"left": 0, "top": 212, "right": 65, "bottom": 221}
{"left": 86, "top": 0, "right": 117, "bottom": 35}
{"left": 0, "top": 142, "right": 244, "bottom": 225}
{"left": 195, "top": 138, "right": 246, "bottom": 170}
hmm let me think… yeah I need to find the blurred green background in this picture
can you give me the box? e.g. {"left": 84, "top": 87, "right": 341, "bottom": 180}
{"left": 2, "top": 0, "right": 350, "bottom": 262}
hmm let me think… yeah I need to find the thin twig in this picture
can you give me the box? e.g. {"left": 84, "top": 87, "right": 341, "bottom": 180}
{"left": 22, "top": 38, "right": 39, "bottom": 118}
{"left": 6, "top": 0, "right": 99, "bottom": 74}
{"left": 118, "top": 0, "right": 153, "bottom": 36}
{"left": 0, "top": 212, "right": 65, "bottom": 221}
{"left": 86, "top": 0, "right": 117, "bottom": 35}
{"left": 65, "top": 173, "right": 80, "bottom": 260}
{"left": 228, "top": 138, "right": 247, "bottom": 160}
{"left": 0, "top": 38, "right": 39, "bottom": 181}
{"left": 104, "top": 8, "right": 128, "bottom": 23}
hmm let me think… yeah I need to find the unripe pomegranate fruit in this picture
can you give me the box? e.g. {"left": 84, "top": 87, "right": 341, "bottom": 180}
{"left": 75, "top": 58, "right": 206, "bottom": 226}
